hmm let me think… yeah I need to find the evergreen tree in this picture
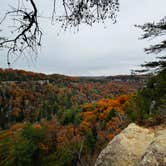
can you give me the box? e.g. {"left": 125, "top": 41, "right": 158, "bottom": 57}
{"left": 135, "top": 17, "right": 166, "bottom": 73}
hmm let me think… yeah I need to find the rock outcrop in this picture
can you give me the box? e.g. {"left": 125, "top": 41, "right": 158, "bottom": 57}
{"left": 95, "top": 123, "right": 166, "bottom": 166}
{"left": 138, "top": 129, "right": 166, "bottom": 166}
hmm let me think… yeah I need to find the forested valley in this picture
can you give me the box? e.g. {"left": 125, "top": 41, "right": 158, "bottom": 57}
{"left": 0, "top": 0, "right": 166, "bottom": 165}
{"left": 0, "top": 68, "right": 165, "bottom": 166}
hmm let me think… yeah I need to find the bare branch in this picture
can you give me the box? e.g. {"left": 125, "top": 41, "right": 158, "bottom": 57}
{"left": 0, "top": 0, "right": 42, "bottom": 67}
{"left": 0, "top": 0, "right": 119, "bottom": 66}
{"left": 56, "top": 0, "right": 119, "bottom": 29}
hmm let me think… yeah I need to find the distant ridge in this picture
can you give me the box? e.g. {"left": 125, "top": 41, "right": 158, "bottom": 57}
{"left": 0, "top": 68, "right": 148, "bottom": 83}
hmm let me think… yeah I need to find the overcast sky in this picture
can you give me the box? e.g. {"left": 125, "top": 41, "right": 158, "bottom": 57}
{"left": 0, "top": 0, "right": 166, "bottom": 76}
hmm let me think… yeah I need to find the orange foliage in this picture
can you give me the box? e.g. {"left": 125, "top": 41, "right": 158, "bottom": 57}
{"left": 79, "top": 121, "right": 91, "bottom": 133}
{"left": 106, "top": 134, "right": 114, "bottom": 140}
{"left": 10, "top": 123, "right": 25, "bottom": 131}
{"left": 82, "top": 111, "right": 97, "bottom": 123}
{"left": 33, "top": 123, "right": 42, "bottom": 130}
{"left": 81, "top": 94, "right": 131, "bottom": 142}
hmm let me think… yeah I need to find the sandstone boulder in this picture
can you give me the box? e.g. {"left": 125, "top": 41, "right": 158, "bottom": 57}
{"left": 138, "top": 129, "right": 166, "bottom": 166}
{"left": 95, "top": 123, "right": 166, "bottom": 166}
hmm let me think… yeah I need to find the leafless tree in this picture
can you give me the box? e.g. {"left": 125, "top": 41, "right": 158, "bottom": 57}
{"left": 0, "top": 0, "right": 42, "bottom": 67}
{"left": 0, "top": 0, "right": 119, "bottom": 66}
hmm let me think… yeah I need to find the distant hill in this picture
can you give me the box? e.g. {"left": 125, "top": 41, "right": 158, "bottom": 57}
{"left": 0, "top": 68, "right": 148, "bottom": 84}
{"left": 106, "top": 75, "right": 148, "bottom": 83}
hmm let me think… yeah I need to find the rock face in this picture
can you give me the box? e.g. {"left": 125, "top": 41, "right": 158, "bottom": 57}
{"left": 138, "top": 129, "right": 166, "bottom": 166}
{"left": 95, "top": 123, "right": 166, "bottom": 166}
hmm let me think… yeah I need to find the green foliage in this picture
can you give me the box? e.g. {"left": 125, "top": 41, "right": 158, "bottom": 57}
{"left": 126, "top": 89, "right": 153, "bottom": 122}
{"left": 136, "top": 17, "right": 166, "bottom": 73}
{"left": 22, "top": 123, "right": 45, "bottom": 144}
{"left": 61, "top": 108, "right": 82, "bottom": 126}
{"left": 100, "top": 120, "right": 107, "bottom": 130}
{"left": 126, "top": 69, "right": 166, "bottom": 124}
{"left": 100, "top": 109, "right": 117, "bottom": 129}
{"left": 107, "top": 109, "right": 116, "bottom": 121}
{"left": 13, "top": 138, "right": 38, "bottom": 166}
{"left": 43, "top": 143, "right": 81, "bottom": 166}
{"left": 93, "top": 88, "right": 101, "bottom": 94}
{"left": 85, "top": 127, "right": 97, "bottom": 154}
{"left": 0, "top": 123, "right": 46, "bottom": 166}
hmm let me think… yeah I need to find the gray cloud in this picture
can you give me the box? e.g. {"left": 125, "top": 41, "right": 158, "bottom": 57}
{"left": 0, "top": 0, "right": 166, "bottom": 76}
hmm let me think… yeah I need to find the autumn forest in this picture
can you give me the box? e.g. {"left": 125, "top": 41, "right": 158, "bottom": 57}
{"left": 0, "top": 69, "right": 141, "bottom": 165}
{"left": 0, "top": 0, "right": 166, "bottom": 165}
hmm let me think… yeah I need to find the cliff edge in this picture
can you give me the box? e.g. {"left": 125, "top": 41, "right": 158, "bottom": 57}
{"left": 95, "top": 123, "right": 166, "bottom": 166}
